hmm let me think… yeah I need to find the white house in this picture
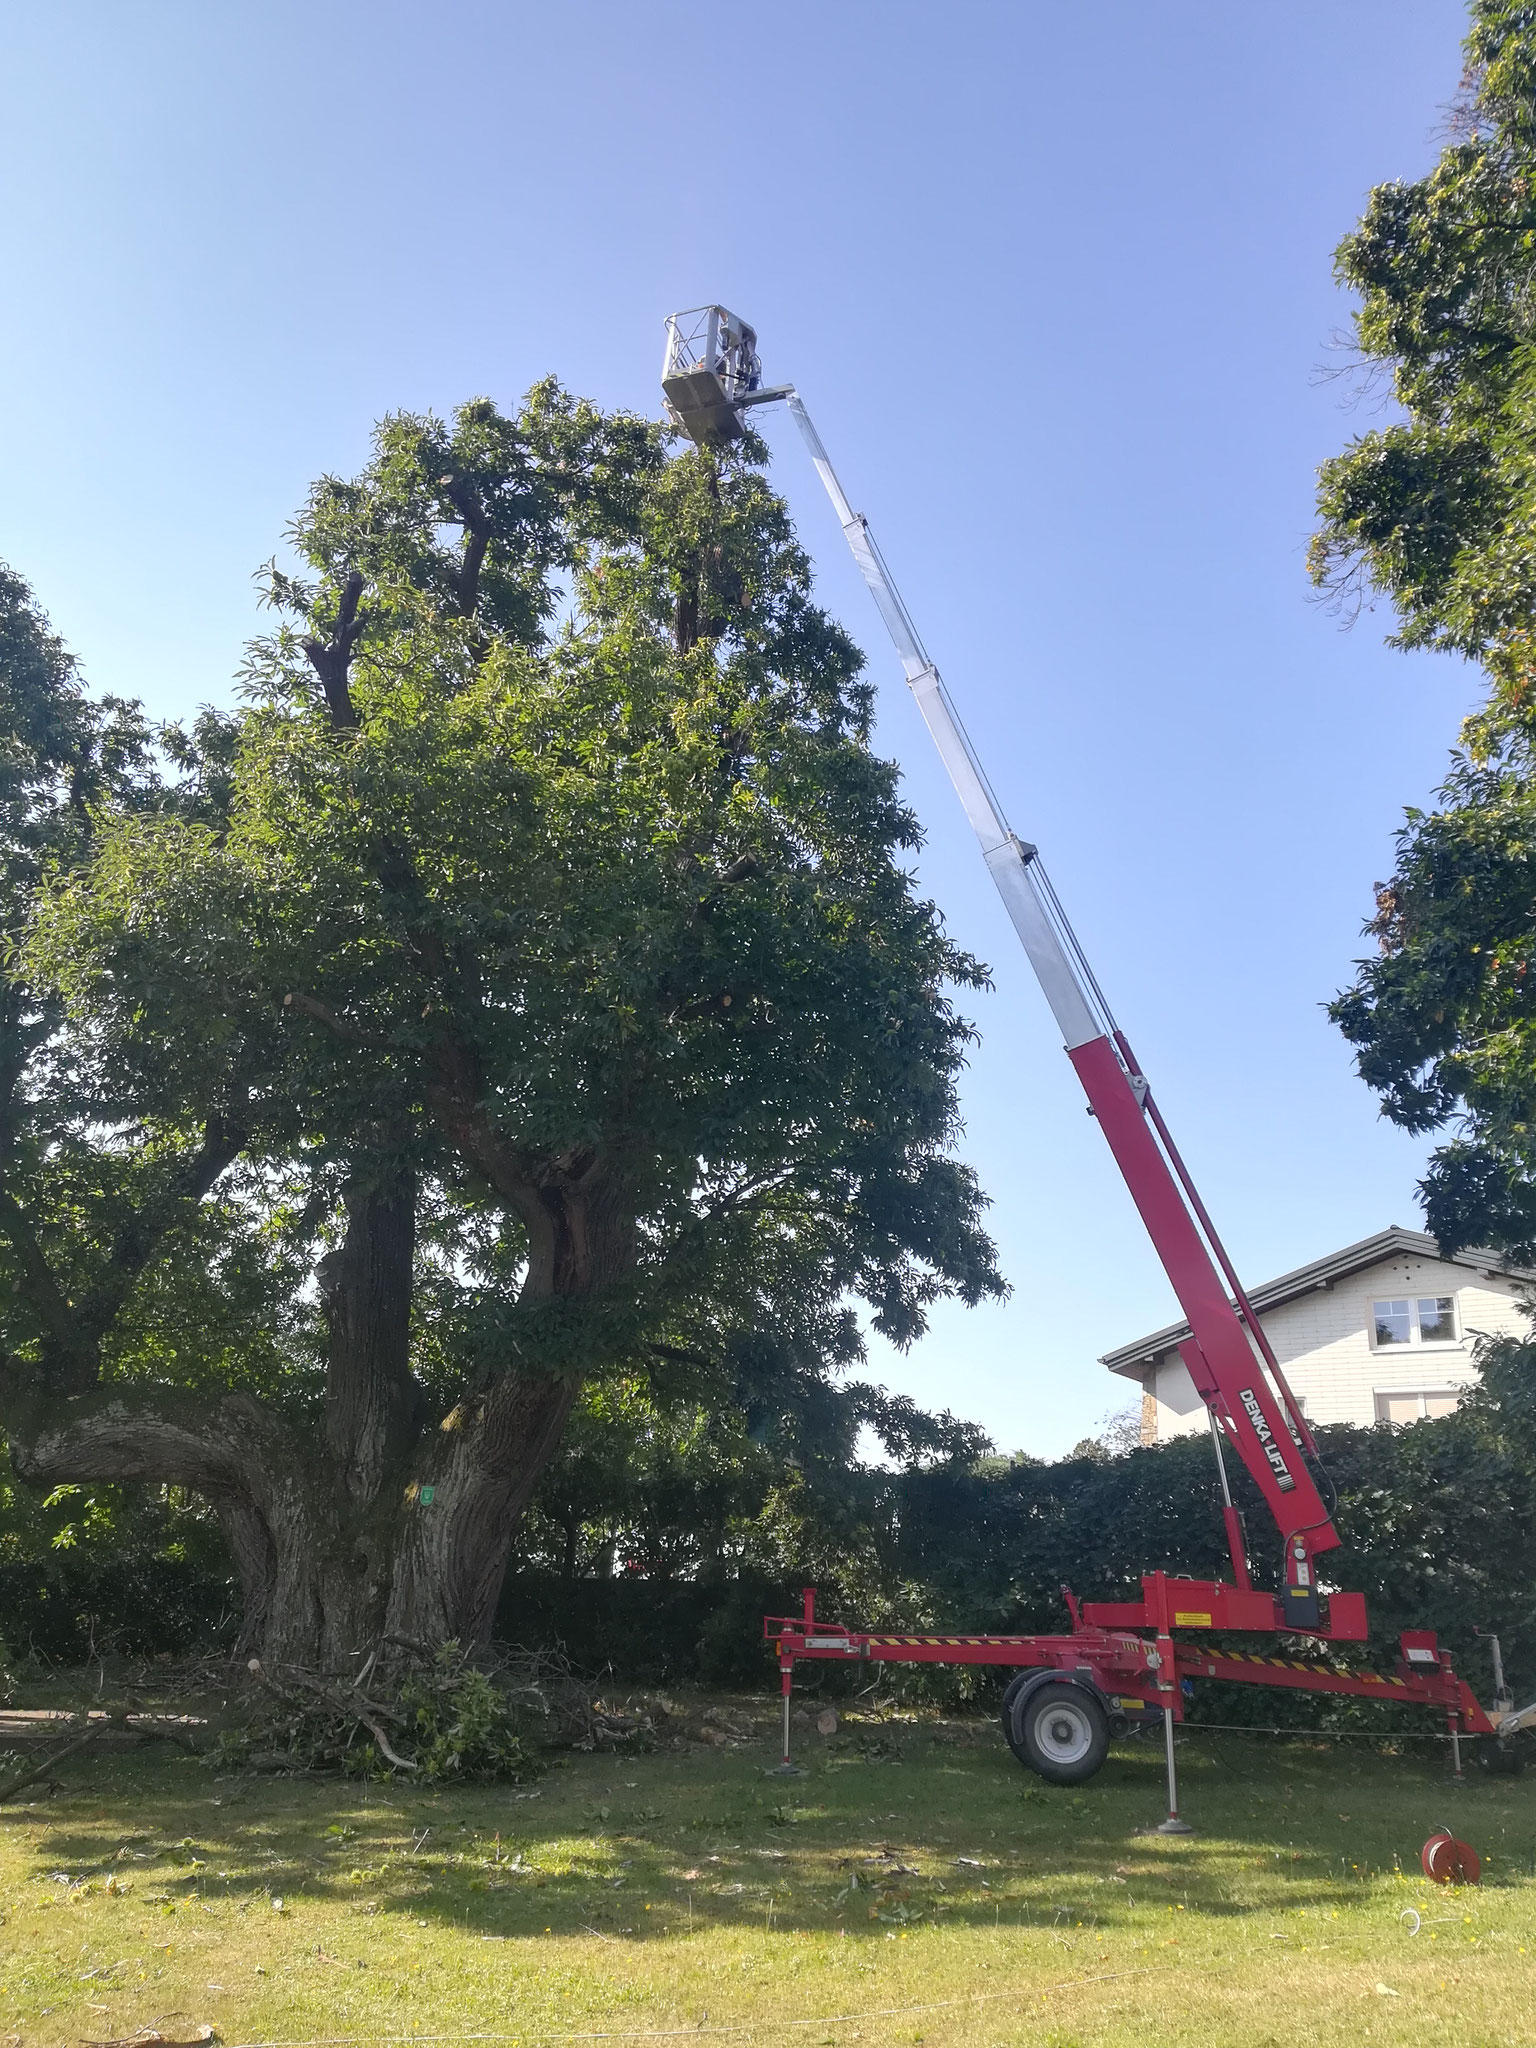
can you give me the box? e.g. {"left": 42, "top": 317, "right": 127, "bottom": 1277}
{"left": 1102, "top": 1226, "right": 1534, "bottom": 1445}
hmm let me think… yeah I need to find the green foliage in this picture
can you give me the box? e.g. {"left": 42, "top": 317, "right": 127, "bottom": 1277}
{"left": 0, "top": 557, "right": 292, "bottom": 1401}
{"left": 396, "top": 1649, "right": 540, "bottom": 1783}
{"left": 1311, "top": 4, "right": 1536, "bottom": 687}
{"left": 1309, "top": 7, "right": 1536, "bottom": 1249}
{"left": 516, "top": 1371, "right": 987, "bottom": 1586}
{"left": 9, "top": 385, "right": 1001, "bottom": 1432}
{"left": 1326, "top": 743, "right": 1536, "bottom": 1252}
{"left": 217, "top": 1646, "right": 540, "bottom": 1782}
{"left": 0, "top": 1442, "right": 237, "bottom": 1662}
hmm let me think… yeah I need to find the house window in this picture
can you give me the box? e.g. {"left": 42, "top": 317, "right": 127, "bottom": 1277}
{"left": 1370, "top": 1295, "right": 1459, "bottom": 1348}
{"left": 1374, "top": 1388, "right": 1463, "bottom": 1425}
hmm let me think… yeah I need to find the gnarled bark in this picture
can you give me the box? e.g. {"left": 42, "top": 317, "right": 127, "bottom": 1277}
{"left": 1, "top": 1154, "right": 629, "bottom": 1667}
{"left": 214, "top": 1497, "right": 276, "bottom": 1656}
{"left": 385, "top": 1366, "right": 582, "bottom": 1648}
{"left": 321, "top": 1174, "right": 421, "bottom": 1504}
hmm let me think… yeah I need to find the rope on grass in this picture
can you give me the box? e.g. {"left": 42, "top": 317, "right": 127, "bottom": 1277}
{"left": 218, "top": 1962, "right": 1164, "bottom": 2043}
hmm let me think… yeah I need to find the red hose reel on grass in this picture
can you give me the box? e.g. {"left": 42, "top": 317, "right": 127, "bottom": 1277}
{"left": 1422, "top": 1831, "right": 1481, "bottom": 1885}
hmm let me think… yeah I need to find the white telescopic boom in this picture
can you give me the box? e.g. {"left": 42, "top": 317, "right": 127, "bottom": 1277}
{"left": 706, "top": 335, "right": 1335, "bottom": 1566}
{"left": 746, "top": 385, "right": 1105, "bottom": 1057}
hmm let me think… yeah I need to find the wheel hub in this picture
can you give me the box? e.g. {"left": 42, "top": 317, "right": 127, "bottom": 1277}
{"left": 1037, "top": 1701, "right": 1094, "bottom": 1764}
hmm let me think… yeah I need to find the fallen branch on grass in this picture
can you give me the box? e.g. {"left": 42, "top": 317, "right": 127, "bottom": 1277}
{"left": 229, "top": 1643, "right": 654, "bottom": 1781}
{"left": 0, "top": 1711, "right": 203, "bottom": 1804}
{"left": 82, "top": 2025, "right": 215, "bottom": 2047}
{"left": 0, "top": 1719, "right": 102, "bottom": 1803}
{"left": 232, "top": 1645, "right": 537, "bottom": 1781}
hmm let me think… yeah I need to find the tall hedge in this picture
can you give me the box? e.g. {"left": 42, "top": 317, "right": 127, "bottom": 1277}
{"left": 6, "top": 1363, "right": 1536, "bottom": 1719}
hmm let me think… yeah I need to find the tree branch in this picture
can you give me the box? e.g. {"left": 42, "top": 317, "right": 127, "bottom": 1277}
{"left": 646, "top": 1341, "right": 716, "bottom": 1368}
{"left": 442, "top": 480, "right": 492, "bottom": 618}
{"left": 283, "top": 980, "right": 558, "bottom": 1287}
{"left": 0, "top": 1112, "right": 245, "bottom": 1394}
{"left": 302, "top": 570, "right": 368, "bottom": 729}
{"left": 0, "top": 1185, "right": 95, "bottom": 1388}
{"left": 282, "top": 990, "right": 393, "bottom": 1051}
{"left": 4, "top": 1382, "right": 291, "bottom": 1496}
{"left": 81, "top": 1112, "right": 247, "bottom": 1342}
{"left": 0, "top": 1720, "right": 103, "bottom": 1804}
{"left": 421, "top": 1065, "right": 555, "bottom": 1280}
{"left": 697, "top": 853, "right": 761, "bottom": 914}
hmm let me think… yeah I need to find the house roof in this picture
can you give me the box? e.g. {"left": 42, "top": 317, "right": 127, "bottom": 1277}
{"left": 1101, "top": 1226, "right": 1536, "bottom": 1380}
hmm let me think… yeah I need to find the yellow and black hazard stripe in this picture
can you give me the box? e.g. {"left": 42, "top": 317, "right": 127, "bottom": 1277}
{"left": 865, "top": 1634, "right": 1033, "bottom": 1648}
{"left": 1209, "top": 1650, "right": 1408, "bottom": 1687}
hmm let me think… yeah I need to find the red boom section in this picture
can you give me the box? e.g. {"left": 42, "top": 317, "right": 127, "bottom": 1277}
{"left": 1067, "top": 1034, "right": 1339, "bottom": 1572}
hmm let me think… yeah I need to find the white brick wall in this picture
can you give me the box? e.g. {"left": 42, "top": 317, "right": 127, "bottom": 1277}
{"left": 1149, "top": 1252, "right": 1529, "bottom": 1440}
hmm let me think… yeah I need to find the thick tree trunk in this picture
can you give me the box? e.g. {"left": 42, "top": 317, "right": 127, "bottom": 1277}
{"left": 384, "top": 1368, "right": 582, "bottom": 1648}
{"left": 258, "top": 1170, "right": 423, "bottom": 1664}
{"left": 6, "top": 1374, "right": 585, "bottom": 1666}
{"left": 2, "top": 1168, "right": 632, "bottom": 1667}
{"left": 321, "top": 1175, "right": 420, "bottom": 1503}
{"left": 214, "top": 1498, "right": 276, "bottom": 1656}
{"left": 2, "top": 1382, "right": 371, "bottom": 1667}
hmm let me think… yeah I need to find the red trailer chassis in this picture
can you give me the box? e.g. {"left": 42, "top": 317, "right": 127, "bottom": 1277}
{"left": 765, "top": 1579, "right": 1494, "bottom": 1791}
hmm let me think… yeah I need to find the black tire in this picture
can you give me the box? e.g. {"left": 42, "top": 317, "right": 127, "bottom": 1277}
{"left": 1005, "top": 1679, "right": 1110, "bottom": 1786}
{"left": 1477, "top": 1736, "right": 1524, "bottom": 1776}
{"left": 999, "top": 1671, "right": 1033, "bottom": 1765}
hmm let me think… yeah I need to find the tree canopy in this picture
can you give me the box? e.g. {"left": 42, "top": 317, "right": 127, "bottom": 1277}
{"left": 1313, "top": 2, "right": 1536, "bottom": 1256}
{"left": 0, "top": 385, "right": 1002, "bottom": 1662}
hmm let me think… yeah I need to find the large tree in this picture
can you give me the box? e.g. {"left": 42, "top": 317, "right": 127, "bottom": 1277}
{"left": 0, "top": 386, "right": 1002, "bottom": 1665}
{"left": 1310, "top": 3, "right": 1536, "bottom": 1256}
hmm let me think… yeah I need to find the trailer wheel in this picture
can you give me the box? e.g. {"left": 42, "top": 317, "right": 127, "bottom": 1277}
{"left": 1477, "top": 1736, "right": 1523, "bottom": 1776}
{"left": 1005, "top": 1679, "right": 1109, "bottom": 1785}
{"left": 999, "top": 1672, "right": 1034, "bottom": 1766}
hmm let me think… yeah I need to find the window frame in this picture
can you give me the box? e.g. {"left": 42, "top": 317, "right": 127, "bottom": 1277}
{"left": 1372, "top": 1387, "right": 1464, "bottom": 1425}
{"left": 1367, "top": 1291, "right": 1461, "bottom": 1352}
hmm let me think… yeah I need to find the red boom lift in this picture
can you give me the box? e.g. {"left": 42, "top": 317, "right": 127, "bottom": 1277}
{"left": 660, "top": 308, "right": 1521, "bottom": 1820}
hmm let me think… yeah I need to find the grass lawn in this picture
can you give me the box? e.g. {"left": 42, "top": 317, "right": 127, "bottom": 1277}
{"left": 3, "top": 1698, "right": 1535, "bottom": 2047}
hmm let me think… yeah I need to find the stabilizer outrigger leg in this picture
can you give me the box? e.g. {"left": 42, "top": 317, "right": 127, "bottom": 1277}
{"left": 767, "top": 1594, "right": 809, "bottom": 1776}
{"left": 1153, "top": 1707, "right": 1194, "bottom": 1834}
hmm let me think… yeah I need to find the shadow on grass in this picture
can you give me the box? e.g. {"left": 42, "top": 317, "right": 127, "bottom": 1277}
{"left": 13, "top": 1721, "right": 1536, "bottom": 1948}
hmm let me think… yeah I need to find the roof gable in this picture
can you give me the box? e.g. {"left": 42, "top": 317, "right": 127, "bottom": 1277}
{"left": 1101, "top": 1226, "right": 1536, "bottom": 1377}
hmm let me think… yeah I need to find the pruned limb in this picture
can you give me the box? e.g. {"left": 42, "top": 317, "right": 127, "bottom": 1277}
{"left": 248, "top": 1660, "right": 420, "bottom": 1772}
{"left": 356, "top": 1709, "right": 420, "bottom": 1771}
{"left": 0, "top": 1721, "right": 101, "bottom": 1803}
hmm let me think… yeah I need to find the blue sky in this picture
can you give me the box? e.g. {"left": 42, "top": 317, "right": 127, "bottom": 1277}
{"left": 2, "top": 3, "right": 1475, "bottom": 1456}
